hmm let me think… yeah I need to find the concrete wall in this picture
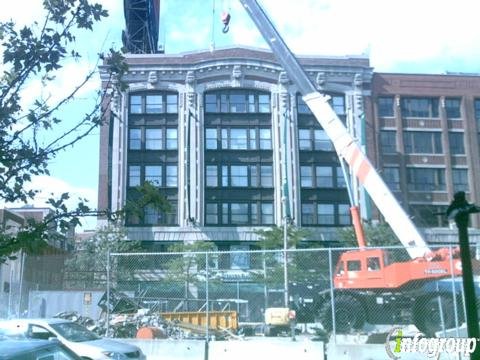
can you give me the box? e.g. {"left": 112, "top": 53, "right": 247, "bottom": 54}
{"left": 123, "top": 338, "right": 325, "bottom": 360}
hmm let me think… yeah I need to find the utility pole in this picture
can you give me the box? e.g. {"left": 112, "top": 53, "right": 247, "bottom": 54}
{"left": 446, "top": 191, "right": 480, "bottom": 360}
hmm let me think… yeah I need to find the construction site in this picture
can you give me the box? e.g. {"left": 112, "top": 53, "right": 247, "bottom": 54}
{"left": 2, "top": 0, "right": 480, "bottom": 359}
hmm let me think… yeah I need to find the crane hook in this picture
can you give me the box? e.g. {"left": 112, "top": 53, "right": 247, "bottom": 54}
{"left": 221, "top": 11, "right": 231, "bottom": 33}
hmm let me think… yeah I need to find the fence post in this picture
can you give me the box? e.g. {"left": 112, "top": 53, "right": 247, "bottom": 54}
{"left": 448, "top": 244, "right": 460, "bottom": 337}
{"left": 106, "top": 250, "right": 110, "bottom": 337}
{"left": 204, "top": 252, "right": 209, "bottom": 360}
{"left": 328, "top": 248, "right": 336, "bottom": 343}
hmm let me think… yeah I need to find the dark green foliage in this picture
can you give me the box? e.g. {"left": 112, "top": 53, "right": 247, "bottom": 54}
{"left": 336, "top": 223, "right": 410, "bottom": 261}
{"left": 0, "top": 1, "right": 129, "bottom": 263}
{"left": 64, "top": 225, "right": 141, "bottom": 289}
{"left": 164, "top": 241, "right": 217, "bottom": 310}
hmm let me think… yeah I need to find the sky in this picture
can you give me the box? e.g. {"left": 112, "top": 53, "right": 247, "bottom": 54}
{"left": 1, "top": 0, "right": 480, "bottom": 230}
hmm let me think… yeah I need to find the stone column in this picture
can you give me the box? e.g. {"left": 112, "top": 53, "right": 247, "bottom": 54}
{"left": 178, "top": 71, "right": 199, "bottom": 227}
{"left": 274, "top": 71, "right": 295, "bottom": 226}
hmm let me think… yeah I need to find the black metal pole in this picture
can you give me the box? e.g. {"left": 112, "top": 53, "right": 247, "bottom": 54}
{"left": 455, "top": 213, "right": 480, "bottom": 359}
{"left": 448, "top": 192, "right": 480, "bottom": 359}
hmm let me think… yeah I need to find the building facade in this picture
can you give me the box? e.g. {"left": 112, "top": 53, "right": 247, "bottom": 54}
{"left": 371, "top": 73, "right": 480, "bottom": 229}
{"left": 98, "top": 47, "right": 480, "bottom": 254}
{"left": 98, "top": 47, "right": 373, "bottom": 252}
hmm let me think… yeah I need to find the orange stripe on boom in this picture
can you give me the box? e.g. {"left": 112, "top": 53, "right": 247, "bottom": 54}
{"left": 347, "top": 147, "right": 361, "bottom": 167}
{"left": 357, "top": 159, "right": 371, "bottom": 184}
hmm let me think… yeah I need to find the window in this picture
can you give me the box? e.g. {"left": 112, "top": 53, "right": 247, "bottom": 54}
{"left": 338, "top": 204, "right": 351, "bottom": 225}
{"left": 145, "top": 165, "right": 162, "bottom": 186}
{"left": 231, "top": 203, "right": 249, "bottom": 224}
{"left": 231, "top": 166, "right": 248, "bottom": 186}
{"left": 249, "top": 129, "right": 257, "bottom": 149}
{"left": 166, "top": 128, "right": 178, "bottom": 150}
{"left": 407, "top": 168, "right": 445, "bottom": 191}
{"left": 378, "top": 97, "right": 394, "bottom": 117}
{"left": 206, "top": 204, "right": 218, "bottom": 224}
{"left": 222, "top": 203, "right": 229, "bottom": 223}
{"left": 297, "top": 95, "right": 311, "bottom": 114}
{"left": 367, "top": 257, "right": 381, "bottom": 271}
{"left": 251, "top": 203, "right": 258, "bottom": 224}
{"left": 129, "top": 166, "right": 141, "bottom": 187}
{"left": 213, "top": 128, "right": 271, "bottom": 150}
{"left": 475, "top": 99, "right": 480, "bottom": 127}
{"left": 205, "top": 128, "right": 218, "bottom": 150}
{"left": 250, "top": 165, "right": 258, "bottom": 186}
{"left": 260, "top": 165, "right": 273, "bottom": 187}
{"left": 300, "top": 166, "right": 313, "bottom": 187}
{"left": 144, "top": 205, "right": 159, "bottom": 224}
{"left": 258, "top": 94, "right": 270, "bottom": 113}
{"left": 380, "top": 131, "right": 396, "bottom": 154}
{"left": 259, "top": 129, "right": 272, "bottom": 149}
{"left": 445, "top": 98, "right": 461, "bottom": 119}
{"left": 316, "top": 166, "right": 333, "bottom": 187}
{"left": 411, "top": 205, "right": 448, "bottom": 227}
{"left": 298, "top": 129, "right": 311, "bottom": 150}
{"left": 146, "top": 95, "right": 162, "bottom": 113}
{"left": 302, "top": 204, "right": 315, "bottom": 225}
{"left": 130, "top": 95, "right": 142, "bottom": 113}
{"left": 383, "top": 167, "right": 400, "bottom": 191}
{"left": 205, "top": 94, "right": 218, "bottom": 112}
{"left": 222, "top": 166, "right": 229, "bottom": 186}
{"left": 166, "top": 94, "right": 178, "bottom": 113}
{"left": 230, "top": 129, "right": 248, "bottom": 149}
{"left": 452, "top": 168, "right": 469, "bottom": 192}
{"left": 317, "top": 204, "right": 335, "bottom": 225}
{"left": 403, "top": 131, "right": 442, "bottom": 154}
{"left": 314, "top": 130, "right": 333, "bottom": 151}
{"left": 145, "top": 129, "right": 162, "bottom": 150}
{"left": 330, "top": 95, "right": 345, "bottom": 116}
{"left": 347, "top": 260, "right": 361, "bottom": 271}
{"left": 206, "top": 165, "right": 218, "bottom": 187}
{"left": 205, "top": 91, "right": 270, "bottom": 113}
{"left": 129, "top": 129, "right": 141, "bottom": 150}
{"left": 449, "top": 132, "right": 465, "bottom": 154}
{"left": 247, "top": 94, "right": 255, "bottom": 112}
{"left": 230, "top": 245, "right": 250, "bottom": 269}
{"left": 129, "top": 93, "right": 177, "bottom": 114}
{"left": 261, "top": 203, "right": 274, "bottom": 224}
{"left": 336, "top": 167, "right": 347, "bottom": 188}
{"left": 401, "top": 97, "right": 439, "bottom": 118}
{"left": 230, "top": 93, "right": 247, "bottom": 113}
{"left": 166, "top": 165, "right": 177, "bottom": 187}
{"left": 209, "top": 202, "right": 274, "bottom": 225}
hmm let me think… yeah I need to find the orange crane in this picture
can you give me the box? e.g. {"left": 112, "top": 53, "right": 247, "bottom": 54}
{"left": 239, "top": 0, "right": 471, "bottom": 336}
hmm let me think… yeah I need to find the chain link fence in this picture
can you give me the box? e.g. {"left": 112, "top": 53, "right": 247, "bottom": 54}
{"left": 1, "top": 243, "right": 478, "bottom": 343}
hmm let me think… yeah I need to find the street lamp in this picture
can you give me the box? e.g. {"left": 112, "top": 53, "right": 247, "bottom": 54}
{"left": 446, "top": 191, "right": 480, "bottom": 359}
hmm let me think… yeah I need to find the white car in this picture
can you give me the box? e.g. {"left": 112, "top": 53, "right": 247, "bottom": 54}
{"left": 0, "top": 319, "right": 146, "bottom": 360}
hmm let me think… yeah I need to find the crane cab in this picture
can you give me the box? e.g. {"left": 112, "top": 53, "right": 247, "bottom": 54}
{"left": 334, "top": 248, "right": 388, "bottom": 289}
{"left": 333, "top": 248, "right": 460, "bottom": 290}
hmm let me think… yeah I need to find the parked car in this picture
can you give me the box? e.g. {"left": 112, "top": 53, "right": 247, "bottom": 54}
{"left": 0, "top": 319, "right": 146, "bottom": 360}
{"left": 0, "top": 337, "right": 82, "bottom": 360}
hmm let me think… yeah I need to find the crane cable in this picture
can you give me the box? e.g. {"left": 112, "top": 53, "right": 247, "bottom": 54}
{"left": 210, "top": 0, "right": 216, "bottom": 51}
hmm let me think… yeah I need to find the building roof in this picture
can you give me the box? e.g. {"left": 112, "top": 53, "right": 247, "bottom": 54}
{"left": 123, "top": 46, "right": 371, "bottom": 68}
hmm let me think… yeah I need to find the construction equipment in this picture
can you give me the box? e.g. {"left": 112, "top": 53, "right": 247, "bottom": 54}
{"left": 263, "top": 307, "right": 296, "bottom": 337}
{"left": 238, "top": 0, "right": 477, "bottom": 336}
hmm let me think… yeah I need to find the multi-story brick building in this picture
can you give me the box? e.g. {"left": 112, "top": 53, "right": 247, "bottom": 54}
{"left": 98, "top": 47, "right": 373, "bottom": 255}
{"left": 371, "top": 73, "right": 480, "bottom": 229}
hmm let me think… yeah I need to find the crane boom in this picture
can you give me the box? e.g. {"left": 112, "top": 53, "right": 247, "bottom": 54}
{"left": 239, "top": 0, "right": 429, "bottom": 258}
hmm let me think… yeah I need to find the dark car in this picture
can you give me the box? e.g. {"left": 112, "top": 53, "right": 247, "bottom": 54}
{"left": 0, "top": 337, "right": 82, "bottom": 360}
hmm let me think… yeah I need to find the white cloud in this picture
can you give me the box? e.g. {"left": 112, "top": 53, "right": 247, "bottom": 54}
{"left": 2, "top": 175, "right": 98, "bottom": 231}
